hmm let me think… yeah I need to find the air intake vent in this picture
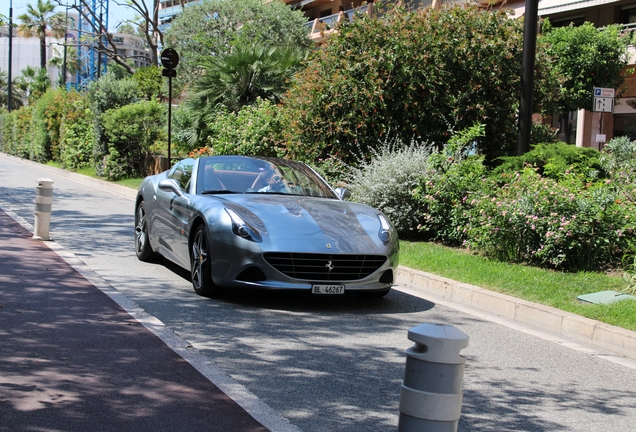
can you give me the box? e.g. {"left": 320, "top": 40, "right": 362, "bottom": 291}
{"left": 263, "top": 253, "right": 387, "bottom": 281}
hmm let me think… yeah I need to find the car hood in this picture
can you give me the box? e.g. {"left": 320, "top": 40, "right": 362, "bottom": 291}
{"left": 218, "top": 194, "right": 390, "bottom": 254}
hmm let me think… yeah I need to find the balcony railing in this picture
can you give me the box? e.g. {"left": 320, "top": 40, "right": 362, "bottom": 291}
{"left": 305, "top": 4, "right": 372, "bottom": 42}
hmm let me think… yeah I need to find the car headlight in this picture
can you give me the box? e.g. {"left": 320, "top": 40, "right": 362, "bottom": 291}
{"left": 377, "top": 213, "right": 392, "bottom": 243}
{"left": 225, "top": 208, "right": 263, "bottom": 243}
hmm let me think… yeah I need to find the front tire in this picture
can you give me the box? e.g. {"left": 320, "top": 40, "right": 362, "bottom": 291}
{"left": 135, "top": 200, "right": 159, "bottom": 262}
{"left": 191, "top": 224, "right": 217, "bottom": 296}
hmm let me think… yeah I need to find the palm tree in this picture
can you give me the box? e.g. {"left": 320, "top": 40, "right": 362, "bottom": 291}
{"left": 0, "top": 71, "right": 25, "bottom": 110}
{"left": 48, "top": 45, "right": 81, "bottom": 86}
{"left": 15, "top": 66, "right": 51, "bottom": 104}
{"left": 189, "top": 44, "right": 307, "bottom": 114}
{"left": 185, "top": 43, "right": 307, "bottom": 147}
{"left": 17, "top": 0, "right": 66, "bottom": 69}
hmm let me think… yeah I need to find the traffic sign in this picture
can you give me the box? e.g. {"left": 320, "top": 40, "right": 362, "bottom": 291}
{"left": 160, "top": 48, "right": 180, "bottom": 70}
{"left": 593, "top": 97, "right": 614, "bottom": 113}
{"left": 593, "top": 87, "right": 614, "bottom": 98}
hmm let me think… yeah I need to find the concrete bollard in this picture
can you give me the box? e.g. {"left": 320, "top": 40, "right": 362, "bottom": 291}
{"left": 398, "top": 323, "right": 469, "bottom": 432}
{"left": 33, "top": 178, "right": 54, "bottom": 241}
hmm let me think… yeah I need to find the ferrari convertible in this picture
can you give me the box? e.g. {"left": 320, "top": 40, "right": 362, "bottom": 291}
{"left": 134, "top": 155, "right": 399, "bottom": 297}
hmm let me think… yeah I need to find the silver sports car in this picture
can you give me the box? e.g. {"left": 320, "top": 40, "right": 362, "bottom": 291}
{"left": 134, "top": 155, "right": 399, "bottom": 297}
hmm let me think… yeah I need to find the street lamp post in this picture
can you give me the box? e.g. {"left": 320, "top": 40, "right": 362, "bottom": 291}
{"left": 8, "top": 0, "right": 13, "bottom": 112}
{"left": 62, "top": 5, "right": 69, "bottom": 87}
{"left": 517, "top": 0, "right": 540, "bottom": 155}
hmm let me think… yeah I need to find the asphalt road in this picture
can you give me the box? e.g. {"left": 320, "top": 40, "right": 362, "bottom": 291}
{"left": 1, "top": 154, "right": 636, "bottom": 432}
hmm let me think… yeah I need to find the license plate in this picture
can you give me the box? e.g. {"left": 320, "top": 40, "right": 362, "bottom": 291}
{"left": 312, "top": 284, "right": 345, "bottom": 295}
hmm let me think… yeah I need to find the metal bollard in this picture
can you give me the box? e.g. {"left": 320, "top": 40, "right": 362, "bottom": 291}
{"left": 33, "top": 178, "right": 54, "bottom": 241}
{"left": 398, "top": 323, "right": 469, "bottom": 432}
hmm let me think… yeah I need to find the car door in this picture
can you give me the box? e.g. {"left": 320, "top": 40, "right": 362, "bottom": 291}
{"left": 153, "top": 159, "right": 195, "bottom": 269}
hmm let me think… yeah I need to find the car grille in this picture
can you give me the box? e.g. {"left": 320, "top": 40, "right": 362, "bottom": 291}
{"left": 263, "top": 253, "right": 387, "bottom": 281}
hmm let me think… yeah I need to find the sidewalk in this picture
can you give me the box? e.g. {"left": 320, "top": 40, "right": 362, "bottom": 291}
{"left": 0, "top": 209, "right": 270, "bottom": 432}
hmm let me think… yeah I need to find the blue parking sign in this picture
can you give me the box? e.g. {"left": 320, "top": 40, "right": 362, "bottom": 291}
{"left": 594, "top": 88, "right": 602, "bottom": 96}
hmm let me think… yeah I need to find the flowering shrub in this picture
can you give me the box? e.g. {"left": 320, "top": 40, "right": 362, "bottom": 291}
{"left": 466, "top": 168, "right": 636, "bottom": 271}
{"left": 188, "top": 147, "right": 214, "bottom": 158}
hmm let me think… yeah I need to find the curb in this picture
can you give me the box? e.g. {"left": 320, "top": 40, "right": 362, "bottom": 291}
{"left": 396, "top": 266, "right": 636, "bottom": 361}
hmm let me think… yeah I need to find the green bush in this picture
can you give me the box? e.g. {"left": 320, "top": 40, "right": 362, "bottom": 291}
{"left": 30, "top": 88, "right": 70, "bottom": 163}
{"left": 466, "top": 168, "right": 636, "bottom": 271}
{"left": 171, "top": 103, "right": 199, "bottom": 155}
{"left": 30, "top": 91, "right": 54, "bottom": 162}
{"left": 59, "top": 93, "right": 95, "bottom": 170}
{"left": 8, "top": 107, "right": 34, "bottom": 159}
{"left": 202, "top": 99, "right": 285, "bottom": 157}
{"left": 345, "top": 138, "right": 435, "bottom": 238}
{"left": 492, "top": 142, "right": 603, "bottom": 181}
{"left": 0, "top": 113, "right": 15, "bottom": 154}
{"left": 414, "top": 123, "right": 487, "bottom": 245}
{"left": 600, "top": 136, "right": 636, "bottom": 204}
{"left": 131, "top": 66, "right": 163, "bottom": 101}
{"left": 416, "top": 157, "right": 488, "bottom": 246}
{"left": 88, "top": 72, "right": 140, "bottom": 175}
{"left": 311, "top": 156, "right": 350, "bottom": 187}
{"left": 530, "top": 122, "right": 559, "bottom": 145}
{"left": 101, "top": 100, "right": 166, "bottom": 180}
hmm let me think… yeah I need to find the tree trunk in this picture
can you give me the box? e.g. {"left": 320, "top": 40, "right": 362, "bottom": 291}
{"left": 40, "top": 33, "right": 46, "bottom": 69}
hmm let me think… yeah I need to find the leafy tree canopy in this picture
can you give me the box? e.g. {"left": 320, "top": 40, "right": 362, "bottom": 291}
{"left": 132, "top": 66, "right": 164, "bottom": 101}
{"left": 282, "top": 3, "right": 556, "bottom": 164}
{"left": 164, "top": 0, "right": 311, "bottom": 89}
{"left": 538, "top": 20, "right": 632, "bottom": 114}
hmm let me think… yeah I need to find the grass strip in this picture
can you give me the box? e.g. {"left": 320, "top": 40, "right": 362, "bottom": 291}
{"left": 400, "top": 241, "right": 636, "bottom": 332}
{"left": 46, "top": 162, "right": 143, "bottom": 189}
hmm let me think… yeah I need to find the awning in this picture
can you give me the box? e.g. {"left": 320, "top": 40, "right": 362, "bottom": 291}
{"left": 538, "top": 0, "right": 620, "bottom": 16}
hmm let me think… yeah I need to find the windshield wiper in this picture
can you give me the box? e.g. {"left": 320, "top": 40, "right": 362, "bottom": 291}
{"left": 201, "top": 190, "right": 239, "bottom": 195}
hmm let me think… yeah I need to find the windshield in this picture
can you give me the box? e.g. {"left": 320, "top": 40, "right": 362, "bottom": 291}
{"left": 195, "top": 156, "right": 338, "bottom": 199}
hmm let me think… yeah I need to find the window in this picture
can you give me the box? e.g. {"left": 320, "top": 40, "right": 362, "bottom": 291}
{"left": 550, "top": 15, "right": 585, "bottom": 27}
{"left": 613, "top": 114, "right": 636, "bottom": 140}
{"left": 169, "top": 159, "right": 195, "bottom": 191}
{"left": 621, "top": 5, "right": 636, "bottom": 24}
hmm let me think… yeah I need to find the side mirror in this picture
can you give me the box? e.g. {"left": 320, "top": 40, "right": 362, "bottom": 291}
{"left": 334, "top": 187, "right": 351, "bottom": 201}
{"left": 159, "top": 179, "right": 184, "bottom": 197}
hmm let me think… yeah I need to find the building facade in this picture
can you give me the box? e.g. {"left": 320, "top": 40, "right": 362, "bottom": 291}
{"left": 0, "top": 14, "right": 79, "bottom": 85}
{"left": 111, "top": 33, "right": 152, "bottom": 69}
{"left": 1, "top": 11, "right": 151, "bottom": 88}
